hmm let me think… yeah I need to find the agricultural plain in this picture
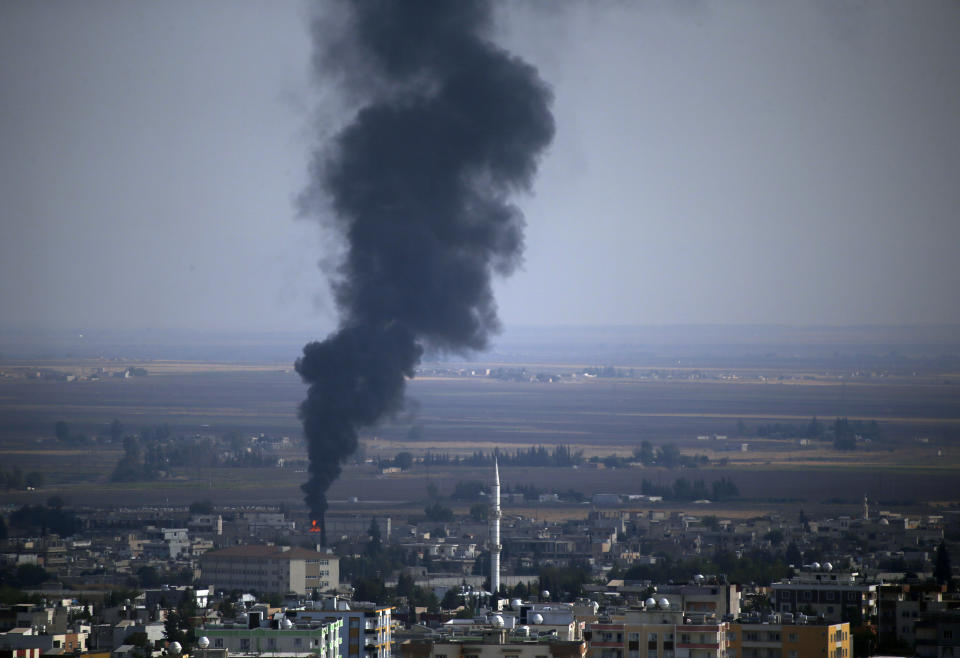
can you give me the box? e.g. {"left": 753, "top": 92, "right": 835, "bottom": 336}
{"left": 0, "top": 353, "right": 957, "bottom": 520}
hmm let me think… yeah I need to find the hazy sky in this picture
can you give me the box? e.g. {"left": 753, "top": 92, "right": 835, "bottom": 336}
{"left": 2, "top": 1, "right": 959, "bottom": 335}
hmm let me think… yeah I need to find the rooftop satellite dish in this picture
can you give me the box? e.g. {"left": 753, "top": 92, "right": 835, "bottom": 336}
{"left": 492, "top": 615, "right": 504, "bottom": 628}
{"left": 645, "top": 597, "right": 657, "bottom": 608}
{"left": 541, "top": 590, "right": 550, "bottom": 599}
{"left": 531, "top": 613, "right": 544, "bottom": 625}
{"left": 659, "top": 598, "right": 670, "bottom": 609}
{"left": 168, "top": 642, "right": 182, "bottom": 655}
{"left": 197, "top": 637, "right": 210, "bottom": 649}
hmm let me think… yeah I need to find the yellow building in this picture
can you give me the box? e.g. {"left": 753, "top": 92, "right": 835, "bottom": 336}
{"left": 729, "top": 621, "right": 851, "bottom": 658}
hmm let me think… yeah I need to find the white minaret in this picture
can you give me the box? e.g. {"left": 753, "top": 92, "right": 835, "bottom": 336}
{"left": 490, "top": 457, "right": 501, "bottom": 596}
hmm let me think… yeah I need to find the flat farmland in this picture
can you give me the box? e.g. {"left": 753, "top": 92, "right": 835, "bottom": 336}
{"left": 0, "top": 361, "right": 958, "bottom": 514}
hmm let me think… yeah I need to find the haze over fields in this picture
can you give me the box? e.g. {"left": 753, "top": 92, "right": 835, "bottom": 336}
{"left": 2, "top": 1, "right": 960, "bottom": 337}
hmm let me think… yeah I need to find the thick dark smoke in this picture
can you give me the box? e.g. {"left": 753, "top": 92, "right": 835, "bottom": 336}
{"left": 296, "top": 0, "right": 555, "bottom": 545}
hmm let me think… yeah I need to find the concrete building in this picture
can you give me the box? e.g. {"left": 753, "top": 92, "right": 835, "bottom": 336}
{"left": 0, "top": 627, "right": 87, "bottom": 654}
{"left": 648, "top": 584, "right": 740, "bottom": 619}
{"left": 200, "top": 545, "right": 339, "bottom": 596}
{"left": 402, "top": 629, "right": 586, "bottom": 658}
{"left": 587, "top": 606, "right": 730, "bottom": 658}
{"left": 202, "top": 615, "right": 342, "bottom": 658}
{"left": 297, "top": 601, "right": 393, "bottom": 658}
{"left": 770, "top": 568, "right": 876, "bottom": 623}
{"left": 915, "top": 610, "right": 960, "bottom": 658}
{"left": 877, "top": 583, "right": 947, "bottom": 650}
{"left": 729, "top": 619, "right": 851, "bottom": 658}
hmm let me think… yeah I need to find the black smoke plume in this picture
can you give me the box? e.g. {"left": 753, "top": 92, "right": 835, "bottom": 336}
{"left": 296, "top": 0, "right": 555, "bottom": 546}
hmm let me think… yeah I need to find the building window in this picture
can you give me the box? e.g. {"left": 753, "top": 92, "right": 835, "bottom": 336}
{"left": 826, "top": 592, "right": 835, "bottom": 601}
{"left": 788, "top": 633, "right": 798, "bottom": 642}
{"left": 803, "top": 591, "right": 812, "bottom": 601}
{"left": 648, "top": 633, "right": 658, "bottom": 643}
{"left": 240, "top": 639, "right": 250, "bottom": 651}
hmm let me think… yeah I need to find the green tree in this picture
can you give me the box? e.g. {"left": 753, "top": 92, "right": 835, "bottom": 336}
{"left": 934, "top": 540, "right": 952, "bottom": 587}
{"left": 137, "top": 566, "right": 162, "bottom": 588}
{"left": 394, "top": 452, "right": 414, "bottom": 471}
{"left": 109, "top": 419, "right": 124, "bottom": 443}
{"left": 54, "top": 421, "right": 71, "bottom": 443}
{"left": 353, "top": 577, "right": 387, "bottom": 604}
{"left": 188, "top": 500, "right": 214, "bottom": 515}
{"left": 765, "top": 529, "right": 784, "bottom": 546}
{"left": 163, "top": 610, "right": 192, "bottom": 648}
{"left": 365, "top": 518, "right": 382, "bottom": 558}
{"left": 785, "top": 542, "right": 802, "bottom": 566}
{"left": 469, "top": 504, "right": 488, "bottom": 522}
{"left": 125, "top": 631, "right": 153, "bottom": 658}
{"left": 833, "top": 418, "right": 857, "bottom": 450}
{"left": 13, "top": 564, "right": 50, "bottom": 588}
{"left": 657, "top": 444, "right": 681, "bottom": 468}
{"left": 396, "top": 573, "right": 415, "bottom": 599}
{"left": 424, "top": 503, "right": 454, "bottom": 522}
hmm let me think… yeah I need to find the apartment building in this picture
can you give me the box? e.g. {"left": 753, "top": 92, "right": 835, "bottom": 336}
{"left": 297, "top": 601, "right": 393, "bottom": 658}
{"left": 587, "top": 607, "right": 730, "bottom": 658}
{"left": 202, "top": 615, "right": 341, "bottom": 658}
{"left": 770, "top": 568, "right": 876, "bottom": 623}
{"left": 200, "top": 545, "right": 339, "bottom": 595}
{"left": 401, "top": 629, "right": 586, "bottom": 658}
{"left": 914, "top": 610, "right": 960, "bottom": 658}
{"left": 728, "top": 620, "right": 851, "bottom": 658}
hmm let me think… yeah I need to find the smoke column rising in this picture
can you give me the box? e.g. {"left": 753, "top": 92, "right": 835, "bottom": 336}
{"left": 296, "top": 0, "right": 555, "bottom": 545}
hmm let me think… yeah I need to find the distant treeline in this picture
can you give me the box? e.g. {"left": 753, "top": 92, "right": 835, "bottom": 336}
{"left": 0, "top": 467, "right": 43, "bottom": 491}
{"left": 418, "top": 443, "right": 713, "bottom": 470}
{"left": 103, "top": 422, "right": 280, "bottom": 482}
{"left": 746, "top": 416, "right": 883, "bottom": 450}
{"left": 641, "top": 476, "right": 740, "bottom": 501}
{"left": 420, "top": 444, "right": 584, "bottom": 467}
{"left": 7, "top": 500, "right": 81, "bottom": 537}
